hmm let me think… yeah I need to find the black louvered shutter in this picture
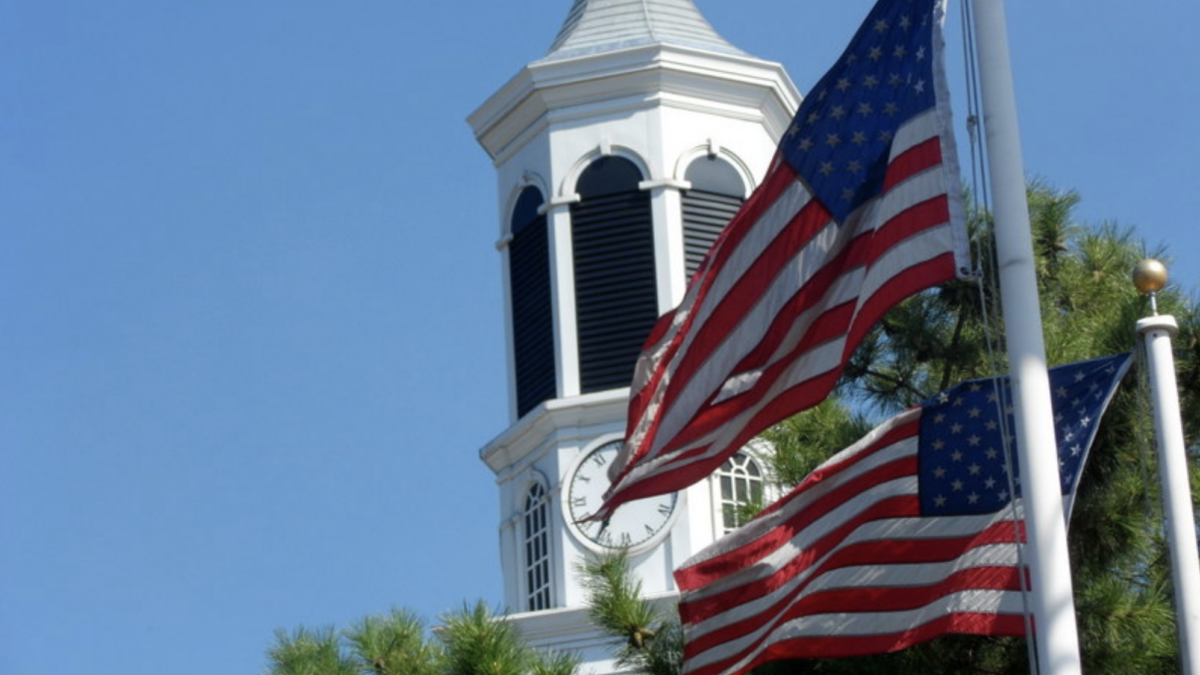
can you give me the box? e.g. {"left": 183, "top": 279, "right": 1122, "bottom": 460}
{"left": 572, "top": 158, "right": 658, "bottom": 394}
{"left": 509, "top": 188, "right": 556, "bottom": 417}
{"left": 682, "top": 156, "right": 746, "bottom": 278}
{"left": 682, "top": 189, "right": 742, "bottom": 279}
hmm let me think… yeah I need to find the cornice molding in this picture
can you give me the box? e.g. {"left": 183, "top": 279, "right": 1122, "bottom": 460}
{"left": 469, "top": 43, "right": 800, "bottom": 164}
{"left": 479, "top": 389, "right": 630, "bottom": 475}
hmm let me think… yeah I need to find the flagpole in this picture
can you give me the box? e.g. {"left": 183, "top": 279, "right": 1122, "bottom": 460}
{"left": 1134, "top": 259, "right": 1200, "bottom": 675}
{"left": 971, "top": 2, "right": 1084, "bottom": 673}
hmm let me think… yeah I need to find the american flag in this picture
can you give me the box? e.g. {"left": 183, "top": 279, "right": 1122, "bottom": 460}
{"left": 673, "top": 353, "right": 1133, "bottom": 675}
{"left": 597, "top": 0, "right": 969, "bottom": 520}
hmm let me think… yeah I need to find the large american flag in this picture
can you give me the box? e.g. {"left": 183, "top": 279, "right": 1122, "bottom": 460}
{"left": 673, "top": 353, "right": 1133, "bottom": 675}
{"left": 597, "top": 0, "right": 969, "bottom": 520}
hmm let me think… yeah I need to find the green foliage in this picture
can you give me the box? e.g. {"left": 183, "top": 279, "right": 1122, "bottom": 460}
{"left": 761, "top": 398, "right": 873, "bottom": 490}
{"left": 267, "top": 627, "right": 359, "bottom": 675}
{"left": 439, "top": 601, "right": 533, "bottom": 675}
{"left": 529, "top": 650, "right": 584, "bottom": 675}
{"left": 639, "top": 620, "right": 685, "bottom": 675}
{"left": 1075, "top": 574, "right": 1179, "bottom": 674}
{"left": 579, "top": 548, "right": 683, "bottom": 675}
{"left": 439, "top": 601, "right": 578, "bottom": 675}
{"left": 579, "top": 549, "right": 658, "bottom": 647}
{"left": 265, "top": 603, "right": 577, "bottom": 675}
{"left": 345, "top": 609, "right": 440, "bottom": 675}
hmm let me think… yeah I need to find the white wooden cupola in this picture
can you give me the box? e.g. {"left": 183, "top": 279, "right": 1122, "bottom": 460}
{"left": 470, "top": 1, "right": 800, "bottom": 670}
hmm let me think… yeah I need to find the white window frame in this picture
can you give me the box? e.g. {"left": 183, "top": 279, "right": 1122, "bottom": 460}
{"left": 711, "top": 440, "right": 776, "bottom": 535}
{"left": 522, "top": 476, "right": 553, "bottom": 611}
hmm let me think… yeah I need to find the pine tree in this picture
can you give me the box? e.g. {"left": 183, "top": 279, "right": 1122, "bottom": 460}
{"left": 579, "top": 549, "right": 684, "bottom": 675}
{"left": 264, "top": 603, "right": 578, "bottom": 675}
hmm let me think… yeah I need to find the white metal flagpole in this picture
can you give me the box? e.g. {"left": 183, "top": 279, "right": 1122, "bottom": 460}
{"left": 1134, "top": 259, "right": 1200, "bottom": 675}
{"left": 971, "top": 2, "right": 1084, "bottom": 672}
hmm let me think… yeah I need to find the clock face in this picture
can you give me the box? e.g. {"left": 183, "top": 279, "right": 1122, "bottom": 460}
{"left": 565, "top": 440, "right": 677, "bottom": 550}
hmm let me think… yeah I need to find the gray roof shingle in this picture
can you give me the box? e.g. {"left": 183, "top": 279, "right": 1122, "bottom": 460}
{"left": 542, "top": 0, "right": 746, "bottom": 61}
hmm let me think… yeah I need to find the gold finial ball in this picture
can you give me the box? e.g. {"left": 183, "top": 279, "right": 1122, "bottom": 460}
{"left": 1132, "top": 258, "right": 1169, "bottom": 294}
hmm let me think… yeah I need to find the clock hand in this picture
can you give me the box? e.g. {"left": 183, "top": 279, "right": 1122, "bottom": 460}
{"left": 596, "top": 515, "right": 612, "bottom": 539}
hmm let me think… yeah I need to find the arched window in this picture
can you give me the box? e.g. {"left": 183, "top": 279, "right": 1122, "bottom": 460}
{"left": 682, "top": 156, "right": 746, "bottom": 280}
{"left": 509, "top": 187, "right": 556, "bottom": 418}
{"left": 716, "top": 451, "right": 764, "bottom": 534}
{"left": 570, "top": 156, "right": 658, "bottom": 393}
{"left": 523, "top": 481, "right": 553, "bottom": 611}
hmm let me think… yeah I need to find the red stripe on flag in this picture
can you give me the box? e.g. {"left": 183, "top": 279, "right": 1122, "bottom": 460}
{"left": 685, "top": 563, "right": 1024, "bottom": 661}
{"left": 681, "top": 520, "right": 1024, "bottom": 649}
{"left": 883, "top": 136, "right": 943, "bottom": 192}
{"left": 665, "top": 199, "right": 834, "bottom": 407}
{"left": 638, "top": 150, "right": 947, "bottom": 463}
{"left": 676, "top": 420, "right": 920, "bottom": 590}
{"left": 686, "top": 612, "right": 1027, "bottom": 675}
{"left": 645, "top": 245, "right": 950, "bottom": 476}
{"left": 679, "top": 494, "right": 921, "bottom": 625}
{"left": 743, "top": 253, "right": 957, "bottom": 438}
{"left": 619, "top": 162, "right": 806, "bottom": 469}
{"left": 643, "top": 195, "right": 953, "bottom": 467}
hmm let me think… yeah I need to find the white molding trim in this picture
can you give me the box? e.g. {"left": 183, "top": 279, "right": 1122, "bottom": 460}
{"left": 672, "top": 143, "right": 757, "bottom": 195}
{"left": 559, "top": 146, "right": 652, "bottom": 200}
{"left": 480, "top": 389, "right": 631, "bottom": 475}
{"left": 638, "top": 177, "right": 691, "bottom": 191}
{"left": 469, "top": 43, "right": 800, "bottom": 166}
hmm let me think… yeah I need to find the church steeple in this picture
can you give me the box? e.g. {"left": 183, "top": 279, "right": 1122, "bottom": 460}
{"left": 471, "top": 2, "right": 799, "bottom": 671}
{"left": 471, "top": 2, "right": 799, "bottom": 418}
{"left": 544, "top": 0, "right": 745, "bottom": 61}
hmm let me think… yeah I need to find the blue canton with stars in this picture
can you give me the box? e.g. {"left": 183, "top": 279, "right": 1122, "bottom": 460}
{"left": 782, "top": 0, "right": 940, "bottom": 224}
{"left": 917, "top": 353, "right": 1133, "bottom": 517}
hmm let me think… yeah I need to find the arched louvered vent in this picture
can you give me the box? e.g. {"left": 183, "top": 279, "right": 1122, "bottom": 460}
{"left": 571, "top": 157, "right": 658, "bottom": 394}
{"left": 682, "top": 156, "right": 746, "bottom": 279}
{"left": 509, "top": 187, "right": 556, "bottom": 417}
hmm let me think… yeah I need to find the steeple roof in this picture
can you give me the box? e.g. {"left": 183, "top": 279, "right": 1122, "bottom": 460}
{"left": 542, "top": 0, "right": 746, "bottom": 61}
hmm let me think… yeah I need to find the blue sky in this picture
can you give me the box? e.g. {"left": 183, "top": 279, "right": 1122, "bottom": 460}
{"left": 2, "top": 2, "right": 1196, "bottom": 674}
